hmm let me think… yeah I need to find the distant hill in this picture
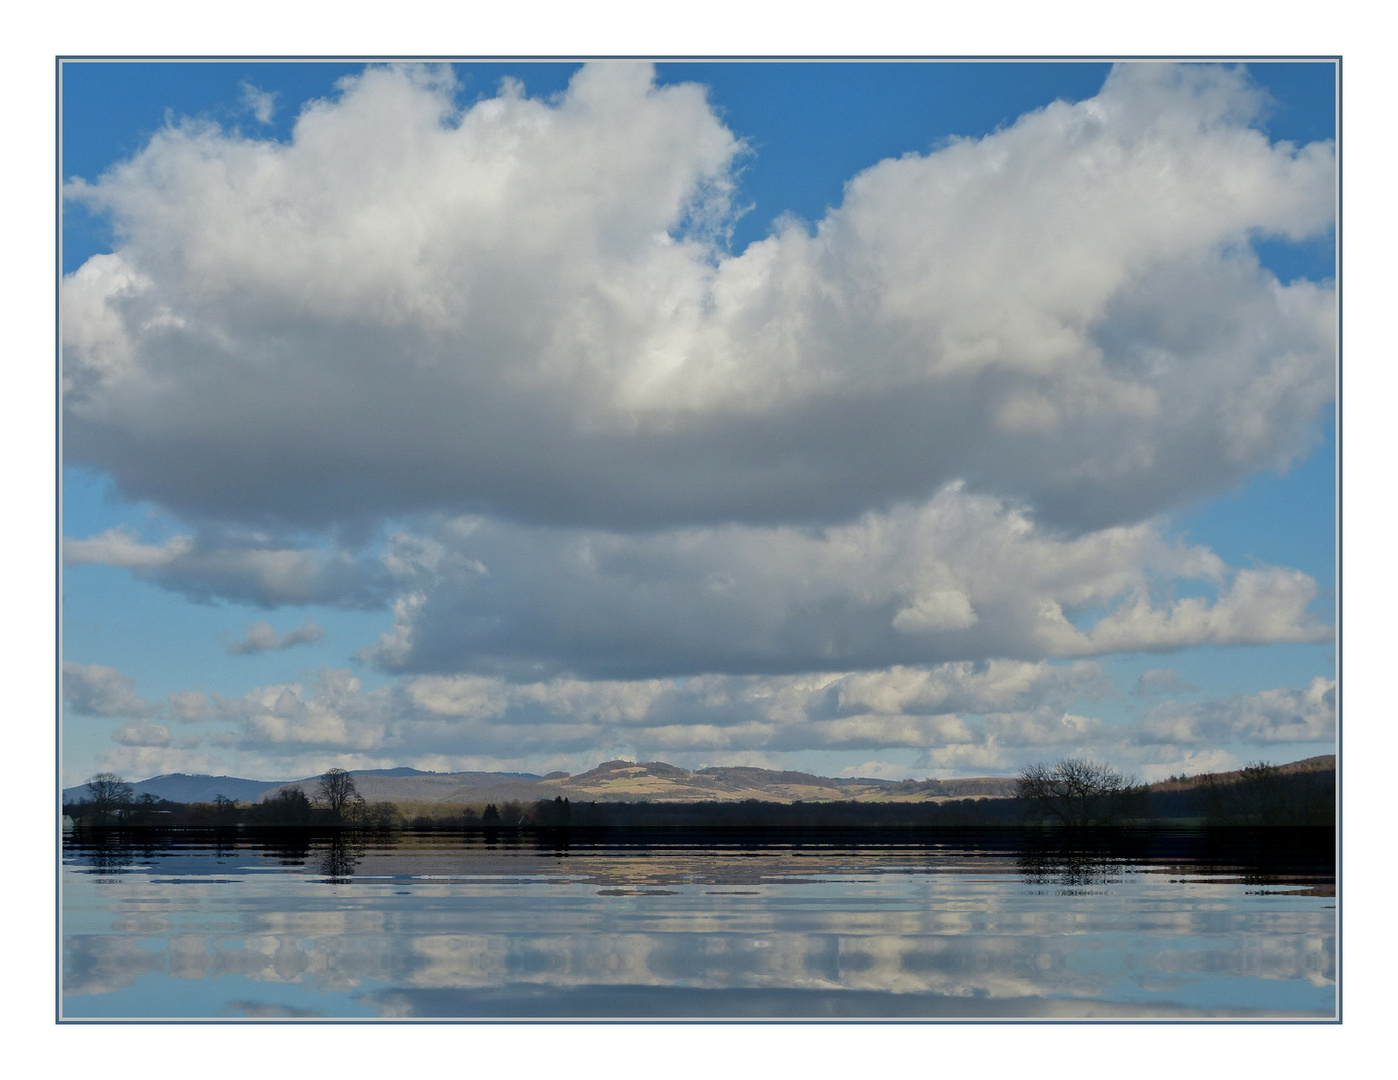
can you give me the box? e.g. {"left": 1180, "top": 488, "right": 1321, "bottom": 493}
{"left": 67, "top": 760, "right": 1019, "bottom": 806}
{"left": 62, "top": 773, "right": 286, "bottom": 805}
{"left": 523, "top": 760, "right": 1020, "bottom": 803}
{"left": 1140, "top": 755, "right": 1335, "bottom": 794}
{"left": 63, "top": 754, "right": 1334, "bottom": 809}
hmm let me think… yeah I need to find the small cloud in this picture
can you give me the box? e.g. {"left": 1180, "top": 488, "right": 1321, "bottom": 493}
{"left": 112, "top": 719, "right": 172, "bottom": 747}
{"left": 64, "top": 528, "right": 390, "bottom": 609}
{"left": 63, "top": 662, "right": 156, "bottom": 717}
{"left": 167, "top": 689, "right": 211, "bottom": 722}
{"left": 239, "top": 81, "right": 276, "bottom": 124}
{"left": 229, "top": 1001, "right": 323, "bottom": 1018}
{"left": 1133, "top": 668, "right": 1199, "bottom": 697}
{"left": 227, "top": 618, "right": 327, "bottom": 656}
{"left": 841, "top": 760, "right": 914, "bottom": 780}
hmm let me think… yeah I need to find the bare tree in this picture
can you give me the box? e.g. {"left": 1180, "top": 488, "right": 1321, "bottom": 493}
{"left": 315, "top": 768, "right": 361, "bottom": 822}
{"left": 212, "top": 793, "right": 239, "bottom": 824}
{"left": 83, "top": 772, "right": 134, "bottom": 821}
{"left": 1016, "top": 758, "right": 1137, "bottom": 827}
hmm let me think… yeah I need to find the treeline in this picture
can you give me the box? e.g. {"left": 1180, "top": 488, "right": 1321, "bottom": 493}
{"left": 62, "top": 790, "right": 406, "bottom": 829}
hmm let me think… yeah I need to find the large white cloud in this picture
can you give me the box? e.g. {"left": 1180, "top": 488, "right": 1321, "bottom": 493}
{"left": 60, "top": 62, "right": 1337, "bottom": 782}
{"left": 62, "top": 62, "right": 1334, "bottom": 536}
{"left": 364, "top": 488, "right": 1329, "bottom": 679}
{"left": 64, "top": 483, "right": 1329, "bottom": 681}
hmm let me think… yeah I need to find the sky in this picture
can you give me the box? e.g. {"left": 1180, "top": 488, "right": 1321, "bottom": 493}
{"left": 58, "top": 58, "right": 1338, "bottom": 787}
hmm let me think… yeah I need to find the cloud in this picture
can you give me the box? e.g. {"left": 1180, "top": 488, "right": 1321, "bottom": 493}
{"left": 64, "top": 528, "right": 389, "bottom": 608}
{"left": 227, "top": 618, "right": 327, "bottom": 656}
{"left": 203, "top": 669, "right": 391, "bottom": 754}
{"left": 166, "top": 689, "right": 212, "bottom": 722}
{"left": 63, "top": 662, "right": 156, "bottom": 717}
{"left": 146, "top": 660, "right": 1319, "bottom": 777}
{"left": 69, "top": 650, "right": 1332, "bottom": 781}
{"left": 111, "top": 718, "right": 172, "bottom": 747}
{"left": 58, "top": 62, "right": 1337, "bottom": 784}
{"left": 95, "top": 744, "right": 217, "bottom": 780}
{"left": 1140, "top": 677, "right": 1335, "bottom": 745}
{"left": 239, "top": 81, "right": 276, "bottom": 124}
{"left": 65, "top": 484, "right": 1326, "bottom": 683}
{"left": 62, "top": 62, "right": 1333, "bottom": 538}
{"left": 1075, "top": 567, "right": 1327, "bottom": 654}
{"left": 362, "top": 490, "right": 1328, "bottom": 679}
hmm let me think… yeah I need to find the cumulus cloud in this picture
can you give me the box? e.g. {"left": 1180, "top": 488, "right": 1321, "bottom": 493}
{"left": 1140, "top": 677, "right": 1335, "bottom": 745}
{"left": 59, "top": 62, "right": 1337, "bottom": 782}
{"left": 239, "top": 81, "right": 276, "bottom": 124}
{"left": 63, "top": 662, "right": 156, "bottom": 717}
{"left": 111, "top": 718, "right": 172, "bottom": 747}
{"left": 204, "top": 669, "right": 391, "bottom": 754}
{"left": 62, "top": 62, "right": 1333, "bottom": 537}
{"left": 166, "top": 689, "right": 212, "bottom": 722}
{"left": 151, "top": 661, "right": 1315, "bottom": 775}
{"left": 71, "top": 649, "right": 1332, "bottom": 781}
{"left": 362, "top": 490, "right": 1328, "bottom": 679}
{"left": 95, "top": 744, "right": 218, "bottom": 780}
{"left": 64, "top": 528, "right": 389, "bottom": 607}
{"left": 227, "top": 618, "right": 327, "bottom": 655}
{"left": 180, "top": 662, "right": 1097, "bottom": 770}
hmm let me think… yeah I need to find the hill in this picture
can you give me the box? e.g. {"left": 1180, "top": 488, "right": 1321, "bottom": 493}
{"left": 70, "top": 760, "right": 1020, "bottom": 807}
{"left": 1141, "top": 755, "right": 1335, "bottom": 794}
{"left": 65, "top": 755, "right": 1333, "bottom": 810}
{"left": 62, "top": 773, "right": 286, "bottom": 805}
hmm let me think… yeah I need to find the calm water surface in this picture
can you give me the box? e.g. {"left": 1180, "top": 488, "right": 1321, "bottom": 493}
{"left": 61, "top": 829, "right": 1335, "bottom": 1020}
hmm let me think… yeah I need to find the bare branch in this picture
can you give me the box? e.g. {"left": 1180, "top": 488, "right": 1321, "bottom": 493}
{"left": 1016, "top": 758, "right": 1137, "bottom": 827}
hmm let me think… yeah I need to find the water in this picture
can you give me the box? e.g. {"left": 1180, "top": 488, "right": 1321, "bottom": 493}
{"left": 60, "top": 829, "right": 1336, "bottom": 1020}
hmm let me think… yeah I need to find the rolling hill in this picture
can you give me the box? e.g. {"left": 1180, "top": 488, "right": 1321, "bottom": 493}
{"left": 64, "top": 755, "right": 1334, "bottom": 809}
{"left": 65, "top": 760, "right": 1018, "bottom": 806}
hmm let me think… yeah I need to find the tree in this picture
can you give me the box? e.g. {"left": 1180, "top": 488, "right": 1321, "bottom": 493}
{"left": 1016, "top": 758, "right": 1137, "bottom": 827}
{"left": 262, "top": 786, "right": 312, "bottom": 826}
{"left": 360, "top": 801, "right": 402, "bottom": 828}
{"left": 130, "top": 792, "right": 162, "bottom": 826}
{"left": 533, "top": 796, "right": 572, "bottom": 826}
{"left": 83, "top": 772, "right": 134, "bottom": 822}
{"left": 212, "top": 793, "right": 239, "bottom": 824}
{"left": 315, "top": 768, "right": 361, "bottom": 822}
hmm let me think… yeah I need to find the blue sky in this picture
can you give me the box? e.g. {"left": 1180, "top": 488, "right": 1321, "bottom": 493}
{"left": 59, "top": 59, "right": 1337, "bottom": 785}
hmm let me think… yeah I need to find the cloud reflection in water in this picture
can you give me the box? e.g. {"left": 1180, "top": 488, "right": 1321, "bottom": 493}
{"left": 61, "top": 834, "right": 1335, "bottom": 1018}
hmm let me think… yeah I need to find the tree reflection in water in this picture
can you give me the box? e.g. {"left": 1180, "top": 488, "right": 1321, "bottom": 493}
{"left": 313, "top": 834, "right": 363, "bottom": 883}
{"left": 262, "top": 833, "right": 312, "bottom": 867}
{"left": 1017, "top": 848, "right": 1129, "bottom": 891}
{"left": 76, "top": 834, "right": 137, "bottom": 877}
